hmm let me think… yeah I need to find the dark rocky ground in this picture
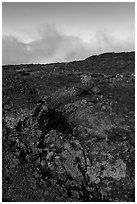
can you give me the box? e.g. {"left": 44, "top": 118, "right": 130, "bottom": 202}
{"left": 2, "top": 51, "right": 135, "bottom": 201}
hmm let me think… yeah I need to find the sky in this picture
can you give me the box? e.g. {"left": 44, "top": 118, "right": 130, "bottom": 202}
{"left": 2, "top": 2, "right": 135, "bottom": 65}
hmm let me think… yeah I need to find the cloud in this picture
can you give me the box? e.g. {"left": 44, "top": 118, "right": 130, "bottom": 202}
{"left": 2, "top": 25, "right": 135, "bottom": 65}
{"left": 94, "top": 30, "right": 135, "bottom": 52}
{"left": 2, "top": 35, "right": 30, "bottom": 64}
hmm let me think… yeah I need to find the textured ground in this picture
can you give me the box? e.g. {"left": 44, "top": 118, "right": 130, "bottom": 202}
{"left": 2, "top": 51, "right": 135, "bottom": 201}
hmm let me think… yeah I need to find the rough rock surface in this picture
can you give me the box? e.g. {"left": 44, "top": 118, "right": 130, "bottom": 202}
{"left": 3, "top": 52, "right": 135, "bottom": 201}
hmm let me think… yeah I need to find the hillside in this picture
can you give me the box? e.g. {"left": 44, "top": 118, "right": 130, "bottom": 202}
{"left": 2, "top": 51, "right": 135, "bottom": 201}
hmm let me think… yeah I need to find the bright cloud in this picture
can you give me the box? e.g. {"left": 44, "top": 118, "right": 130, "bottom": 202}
{"left": 2, "top": 25, "right": 135, "bottom": 65}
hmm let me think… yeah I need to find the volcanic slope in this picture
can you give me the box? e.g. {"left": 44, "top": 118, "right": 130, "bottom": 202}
{"left": 2, "top": 51, "right": 135, "bottom": 201}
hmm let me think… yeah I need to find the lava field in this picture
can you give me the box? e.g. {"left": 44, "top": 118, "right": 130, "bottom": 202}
{"left": 2, "top": 51, "right": 135, "bottom": 201}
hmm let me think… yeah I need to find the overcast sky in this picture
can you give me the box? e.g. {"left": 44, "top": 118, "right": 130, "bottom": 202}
{"left": 2, "top": 2, "right": 135, "bottom": 65}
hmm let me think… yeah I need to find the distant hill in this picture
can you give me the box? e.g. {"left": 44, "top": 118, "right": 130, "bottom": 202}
{"left": 3, "top": 51, "right": 135, "bottom": 75}
{"left": 67, "top": 51, "right": 135, "bottom": 74}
